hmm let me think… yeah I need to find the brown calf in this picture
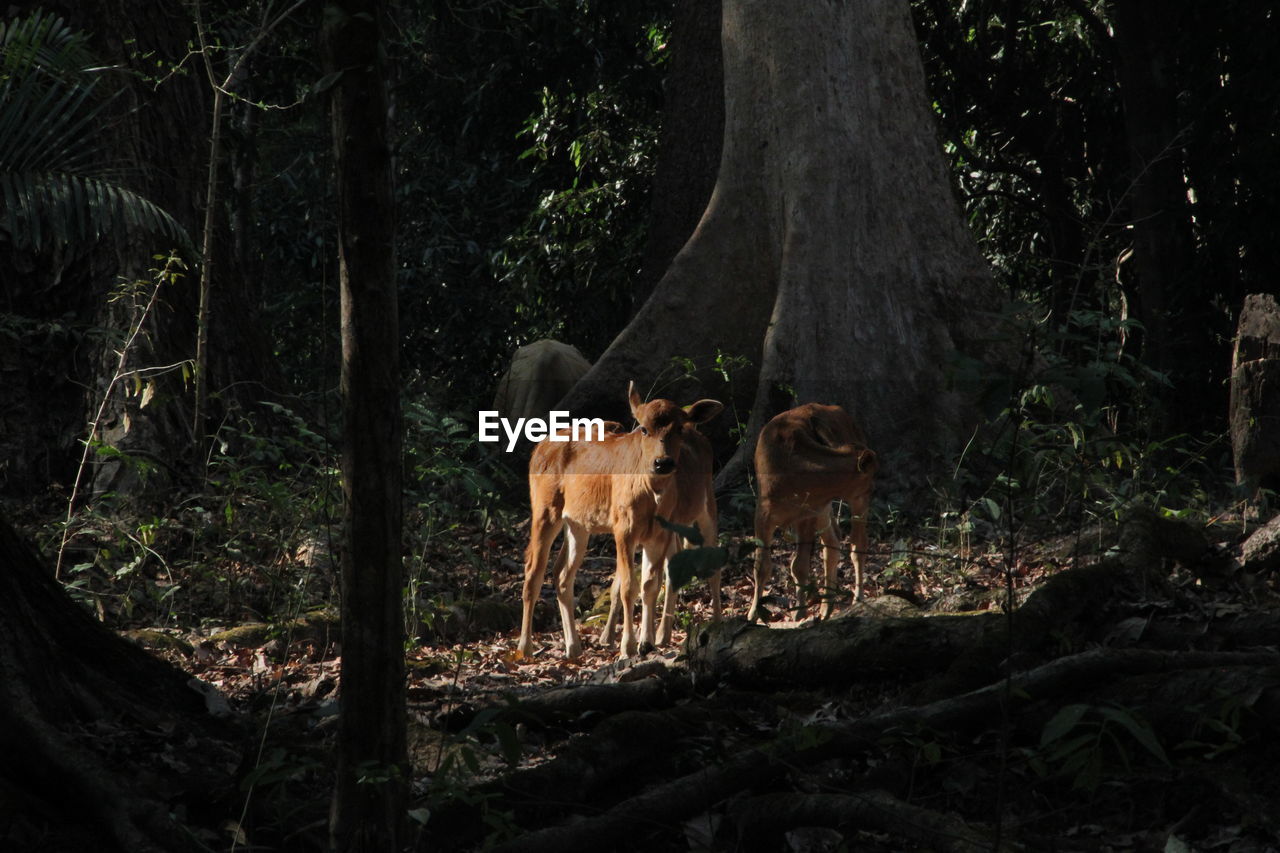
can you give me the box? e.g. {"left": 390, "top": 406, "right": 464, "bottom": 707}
{"left": 749, "top": 403, "right": 877, "bottom": 622}
{"left": 602, "top": 417, "right": 720, "bottom": 649}
{"left": 517, "top": 383, "right": 723, "bottom": 660}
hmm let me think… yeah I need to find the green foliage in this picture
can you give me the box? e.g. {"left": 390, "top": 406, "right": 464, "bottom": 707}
{"left": 51, "top": 395, "right": 342, "bottom": 626}
{"left": 53, "top": 388, "right": 517, "bottom": 631}
{"left": 402, "top": 399, "right": 516, "bottom": 637}
{"left": 655, "top": 514, "right": 729, "bottom": 591}
{"left": 59, "top": 510, "right": 183, "bottom": 621}
{"left": 916, "top": 0, "right": 1280, "bottom": 424}
{"left": 494, "top": 38, "right": 664, "bottom": 350}
{"left": 240, "top": 746, "right": 324, "bottom": 791}
{"left": 246, "top": 2, "right": 670, "bottom": 406}
{"left": 1177, "top": 690, "right": 1258, "bottom": 761}
{"left": 237, "top": 745, "right": 328, "bottom": 843}
{"left": 949, "top": 306, "right": 1217, "bottom": 538}
{"left": 915, "top": 0, "right": 1123, "bottom": 306}
{"left": 205, "top": 400, "right": 337, "bottom": 531}
{"left": 407, "top": 1, "right": 667, "bottom": 407}
{"left": 1030, "top": 702, "right": 1169, "bottom": 791}
{"left": 0, "top": 9, "right": 186, "bottom": 250}
{"left": 420, "top": 699, "right": 525, "bottom": 845}
{"left": 0, "top": 8, "right": 93, "bottom": 78}
{"left": 404, "top": 400, "right": 509, "bottom": 528}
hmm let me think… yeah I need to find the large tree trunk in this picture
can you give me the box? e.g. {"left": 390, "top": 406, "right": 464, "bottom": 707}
{"left": 560, "top": 0, "right": 998, "bottom": 489}
{"left": 324, "top": 2, "right": 409, "bottom": 850}
{"left": 0, "top": 512, "right": 235, "bottom": 851}
{"left": 633, "top": 0, "right": 724, "bottom": 305}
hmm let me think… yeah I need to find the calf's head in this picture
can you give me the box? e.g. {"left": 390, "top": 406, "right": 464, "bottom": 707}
{"left": 627, "top": 381, "right": 722, "bottom": 476}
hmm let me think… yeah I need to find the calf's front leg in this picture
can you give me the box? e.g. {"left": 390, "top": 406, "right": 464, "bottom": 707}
{"left": 554, "top": 524, "right": 588, "bottom": 660}
{"left": 613, "top": 531, "right": 640, "bottom": 659}
{"left": 638, "top": 536, "right": 669, "bottom": 652}
{"left": 518, "top": 514, "right": 562, "bottom": 658}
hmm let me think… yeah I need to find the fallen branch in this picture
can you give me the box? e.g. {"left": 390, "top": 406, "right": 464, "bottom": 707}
{"left": 726, "top": 790, "right": 1013, "bottom": 853}
{"left": 488, "top": 747, "right": 781, "bottom": 853}
{"left": 471, "top": 648, "right": 1280, "bottom": 851}
{"left": 420, "top": 697, "right": 768, "bottom": 848}
{"left": 687, "top": 517, "right": 1213, "bottom": 695}
{"left": 831, "top": 648, "right": 1280, "bottom": 752}
{"left": 685, "top": 558, "right": 1144, "bottom": 693}
{"left": 435, "top": 669, "right": 689, "bottom": 732}
{"left": 685, "top": 612, "right": 998, "bottom": 691}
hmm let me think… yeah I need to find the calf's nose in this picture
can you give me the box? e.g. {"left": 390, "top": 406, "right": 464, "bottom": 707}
{"left": 652, "top": 457, "right": 676, "bottom": 475}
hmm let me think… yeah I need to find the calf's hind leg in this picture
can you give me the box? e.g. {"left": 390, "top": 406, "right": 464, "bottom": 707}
{"left": 790, "top": 516, "right": 818, "bottom": 618}
{"left": 817, "top": 507, "right": 841, "bottom": 619}
{"left": 748, "top": 506, "right": 777, "bottom": 623}
{"left": 847, "top": 490, "right": 872, "bottom": 603}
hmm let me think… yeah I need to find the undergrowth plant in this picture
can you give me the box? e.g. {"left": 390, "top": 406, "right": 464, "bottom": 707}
{"left": 55, "top": 391, "right": 342, "bottom": 628}
{"left": 188, "top": 399, "right": 340, "bottom": 622}
{"left": 661, "top": 348, "right": 758, "bottom": 524}
{"left": 55, "top": 389, "right": 517, "bottom": 635}
{"left": 948, "top": 306, "right": 1218, "bottom": 546}
{"left": 1029, "top": 702, "right": 1170, "bottom": 792}
{"left": 402, "top": 400, "right": 513, "bottom": 640}
{"left": 55, "top": 253, "right": 189, "bottom": 579}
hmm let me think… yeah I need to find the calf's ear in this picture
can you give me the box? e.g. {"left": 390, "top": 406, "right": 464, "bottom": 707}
{"left": 627, "top": 381, "right": 645, "bottom": 420}
{"left": 857, "top": 448, "right": 878, "bottom": 474}
{"left": 684, "top": 399, "right": 724, "bottom": 425}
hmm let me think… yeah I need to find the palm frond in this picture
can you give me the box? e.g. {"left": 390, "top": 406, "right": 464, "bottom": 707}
{"left": 0, "top": 9, "right": 95, "bottom": 82}
{"left": 0, "top": 171, "right": 187, "bottom": 251}
{"left": 0, "top": 71, "right": 105, "bottom": 173}
{"left": 0, "top": 10, "right": 190, "bottom": 253}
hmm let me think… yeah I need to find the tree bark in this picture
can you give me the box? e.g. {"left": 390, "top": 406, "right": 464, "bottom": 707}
{"left": 436, "top": 669, "right": 687, "bottom": 732}
{"left": 324, "top": 2, "right": 408, "bottom": 850}
{"left": 686, "top": 531, "right": 1187, "bottom": 695}
{"left": 560, "top": 0, "right": 999, "bottom": 490}
{"left": 1230, "top": 293, "right": 1280, "bottom": 498}
{"left": 633, "top": 0, "right": 723, "bottom": 305}
{"left": 0, "top": 512, "right": 236, "bottom": 851}
{"left": 1111, "top": 0, "right": 1196, "bottom": 408}
{"left": 686, "top": 610, "right": 1002, "bottom": 691}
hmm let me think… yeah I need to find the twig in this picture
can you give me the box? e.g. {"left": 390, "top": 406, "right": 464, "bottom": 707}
{"left": 55, "top": 255, "right": 182, "bottom": 578}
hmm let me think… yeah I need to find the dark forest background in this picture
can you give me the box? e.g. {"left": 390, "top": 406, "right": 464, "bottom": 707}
{"left": 2, "top": 1, "right": 1280, "bottom": 850}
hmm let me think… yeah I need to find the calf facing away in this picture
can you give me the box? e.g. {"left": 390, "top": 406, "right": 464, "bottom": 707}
{"left": 750, "top": 403, "right": 877, "bottom": 622}
{"left": 517, "top": 383, "right": 722, "bottom": 660}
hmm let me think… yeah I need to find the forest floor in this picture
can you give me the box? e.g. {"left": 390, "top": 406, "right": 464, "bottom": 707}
{"left": 16, "top": 498, "right": 1280, "bottom": 852}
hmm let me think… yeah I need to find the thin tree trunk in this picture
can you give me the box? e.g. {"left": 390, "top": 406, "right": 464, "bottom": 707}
{"left": 323, "top": 1, "right": 408, "bottom": 850}
{"left": 1111, "top": 0, "right": 1195, "bottom": 406}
